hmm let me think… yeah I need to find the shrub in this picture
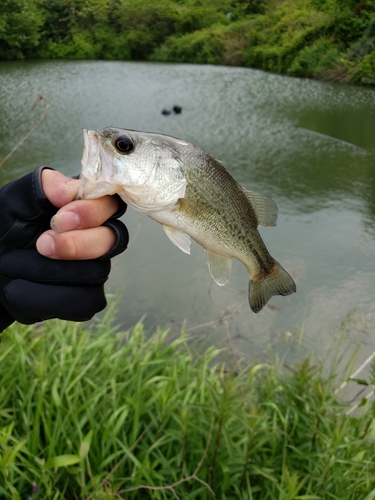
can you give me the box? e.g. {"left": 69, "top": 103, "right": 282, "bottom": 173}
{"left": 241, "top": 7, "right": 332, "bottom": 74}
{"left": 288, "top": 38, "right": 341, "bottom": 78}
{"left": 327, "top": 2, "right": 374, "bottom": 48}
{"left": 347, "top": 18, "right": 375, "bottom": 62}
{"left": 0, "top": 0, "right": 43, "bottom": 59}
{"left": 153, "top": 27, "right": 226, "bottom": 64}
{"left": 174, "top": 5, "right": 227, "bottom": 34}
{"left": 350, "top": 50, "right": 375, "bottom": 84}
{"left": 107, "top": 0, "right": 178, "bottom": 59}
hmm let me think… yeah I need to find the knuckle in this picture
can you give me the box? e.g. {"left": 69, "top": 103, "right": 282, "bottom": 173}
{"left": 80, "top": 197, "right": 119, "bottom": 226}
{"left": 54, "top": 227, "right": 113, "bottom": 260}
{"left": 56, "top": 233, "right": 81, "bottom": 259}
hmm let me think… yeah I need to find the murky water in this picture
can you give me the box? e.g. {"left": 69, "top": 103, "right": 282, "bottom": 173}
{"left": 1, "top": 60, "right": 375, "bottom": 362}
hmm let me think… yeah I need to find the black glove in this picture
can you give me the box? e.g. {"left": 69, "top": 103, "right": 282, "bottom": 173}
{"left": 0, "top": 166, "right": 129, "bottom": 332}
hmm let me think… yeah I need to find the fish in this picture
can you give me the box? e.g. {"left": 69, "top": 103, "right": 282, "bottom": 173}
{"left": 78, "top": 127, "right": 296, "bottom": 312}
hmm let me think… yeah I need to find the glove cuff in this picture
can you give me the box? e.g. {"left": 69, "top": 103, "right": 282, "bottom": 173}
{"left": 100, "top": 219, "right": 129, "bottom": 260}
{"left": 111, "top": 194, "right": 127, "bottom": 219}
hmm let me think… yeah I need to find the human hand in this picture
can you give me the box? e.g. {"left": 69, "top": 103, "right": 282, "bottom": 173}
{"left": 37, "top": 169, "right": 125, "bottom": 259}
{"left": 0, "top": 167, "right": 129, "bottom": 332}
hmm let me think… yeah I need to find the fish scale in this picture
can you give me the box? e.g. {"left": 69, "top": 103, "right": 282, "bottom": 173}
{"left": 78, "top": 127, "right": 296, "bottom": 312}
{"left": 180, "top": 156, "right": 272, "bottom": 271}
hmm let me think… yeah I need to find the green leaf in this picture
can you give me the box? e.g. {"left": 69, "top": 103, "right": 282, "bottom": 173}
{"left": 349, "top": 378, "right": 369, "bottom": 386}
{"left": 363, "top": 489, "right": 375, "bottom": 500}
{"left": 46, "top": 454, "right": 81, "bottom": 469}
{"left": 79, "top": 430, "right": 93, "bottom": 459}
{"left": 51, "top": 377, "right": 62, "bottom": 408}
{"left": 352, "top": 450, "right": 367, "bottom": 462}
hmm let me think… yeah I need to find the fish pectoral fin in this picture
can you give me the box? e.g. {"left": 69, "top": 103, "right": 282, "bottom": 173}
{"left": 162, "top": 225, "right": 191, "bottom": 255}
{"left": 242, "top": 188, "right": 278, "bottom": 227}
{"left": 206, "top": 251, "right": 232, "bottom": 286}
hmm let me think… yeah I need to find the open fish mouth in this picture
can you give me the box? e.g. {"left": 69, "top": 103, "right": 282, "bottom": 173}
{"left": 78, "top": 129, "right": 118, "bottom": 199}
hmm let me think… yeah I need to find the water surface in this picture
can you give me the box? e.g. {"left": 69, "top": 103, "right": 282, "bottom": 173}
{"left": 1, "top": 61, "right": 375, "bottom": 362}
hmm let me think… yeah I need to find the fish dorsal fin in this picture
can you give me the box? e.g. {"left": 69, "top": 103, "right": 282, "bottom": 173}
{"left": 242, "top": 188, "right": 278, "bottom": 227}
{"left": 206, "top": 251, "right": 232, "bottom": 286}
{"left": 162, "top": 225, "right": 191, "bottom": 254}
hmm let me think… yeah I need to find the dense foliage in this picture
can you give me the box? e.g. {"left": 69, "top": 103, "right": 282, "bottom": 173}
{"left": 1, "top": 312, "right": 375, "bottom": 499}
{"left": 1, "top": 0, "right": 375, "bottom": 76}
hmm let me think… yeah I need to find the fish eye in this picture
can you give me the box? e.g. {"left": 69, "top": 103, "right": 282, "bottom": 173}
{"left": 114, "top": 134, "right": 134, "bottom": 154}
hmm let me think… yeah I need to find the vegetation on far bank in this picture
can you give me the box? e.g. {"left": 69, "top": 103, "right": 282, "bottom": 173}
{"left": 1, "top": 0, "right": 375, "bottom": 85}
{"left": 1, "top": 309, "right": 375, "bottom": 499}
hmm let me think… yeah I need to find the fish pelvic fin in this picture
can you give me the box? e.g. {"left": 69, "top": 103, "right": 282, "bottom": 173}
{"left": 206, "top": 251, "right": 232, "bottom": 286}
{"left": 249, "top": 260, "right": 296, "bottom": 313}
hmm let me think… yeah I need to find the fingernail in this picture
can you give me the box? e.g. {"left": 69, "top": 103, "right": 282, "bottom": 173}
{"left": 37, "top": 234, "right": 56, "bottom": 257}
{"left": 51, "top": 212, "right": 81, "bottom": 232}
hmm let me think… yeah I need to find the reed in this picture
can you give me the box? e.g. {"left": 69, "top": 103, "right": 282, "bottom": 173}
{"left": 0, "top": 308, "right": 374, "bottom": 499}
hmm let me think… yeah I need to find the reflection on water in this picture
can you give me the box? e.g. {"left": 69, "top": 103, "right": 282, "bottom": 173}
{"left": 1, "top": 61, "right": 375, "bottom": 362}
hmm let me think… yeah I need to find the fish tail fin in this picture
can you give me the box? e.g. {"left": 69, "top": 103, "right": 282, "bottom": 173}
{"left": 249, "top": 260, "right": 296, "bottom": 313}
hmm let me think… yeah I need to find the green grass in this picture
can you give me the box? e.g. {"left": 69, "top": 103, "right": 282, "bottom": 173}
{"left": 0, "top": 306, "right": 375, "bottom": 499}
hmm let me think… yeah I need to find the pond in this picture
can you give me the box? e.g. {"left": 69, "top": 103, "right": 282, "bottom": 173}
{"left": 1, "top": 60, "right": 375, "bottom": 362}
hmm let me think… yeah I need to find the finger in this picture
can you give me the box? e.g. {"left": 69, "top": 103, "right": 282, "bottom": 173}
{"left": 42, "top": 169, "right": 80, "bottom": 208}
{"left": 36, "top": 226, "right": 116, "bottom": 260}
{"left": 50, "top": 196, "right": 120, "bottom": 232}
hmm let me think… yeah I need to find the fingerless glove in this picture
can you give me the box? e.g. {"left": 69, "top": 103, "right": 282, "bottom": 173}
{"left": 0, "top": 167, "right": 129, "bottom": 332}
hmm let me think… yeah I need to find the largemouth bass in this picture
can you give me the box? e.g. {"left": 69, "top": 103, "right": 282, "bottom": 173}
{"left": 78, "top": 127, "right": 296, "bottom": 312}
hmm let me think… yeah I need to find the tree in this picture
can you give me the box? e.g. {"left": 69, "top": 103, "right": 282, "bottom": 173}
{"left": 0, "top": 0, "right": 43, "bottom": 59}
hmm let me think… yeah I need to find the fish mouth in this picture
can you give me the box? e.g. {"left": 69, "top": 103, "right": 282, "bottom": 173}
{"left": 78, "top": 129, "right": 117, "bottom": 199}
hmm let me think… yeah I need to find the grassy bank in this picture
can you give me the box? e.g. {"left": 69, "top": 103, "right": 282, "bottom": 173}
{"left": 1, "top": 309, "right": 375, "bottom": 499}
{"left": 1, "top": 0, "right": 374, "bottom": 85}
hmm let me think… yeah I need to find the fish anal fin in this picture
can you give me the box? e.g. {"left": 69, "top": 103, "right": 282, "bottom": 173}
{"left": 162, "top": 225, "right": 191, "bottom": 254}
{"left": 207, "top": 251, "right": 232, "bottom": 286}
{"left": 242, "top": 189, "right": 278, "bottom": 227}
{"left": 249, "top": 260, "right": 296, "bottom": 313}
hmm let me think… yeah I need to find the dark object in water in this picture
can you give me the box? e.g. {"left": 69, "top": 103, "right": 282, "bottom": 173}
{"left": 173, "top": 105, "right": 182, "bottom": 114}
{"left": 162, "top": 109, "right": 171, "bottom": 115}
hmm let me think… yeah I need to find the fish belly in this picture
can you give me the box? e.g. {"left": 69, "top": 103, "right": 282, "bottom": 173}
{"left": 149, "top": 205, "right": 296, "bottom": 313}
